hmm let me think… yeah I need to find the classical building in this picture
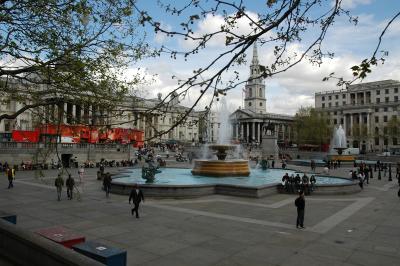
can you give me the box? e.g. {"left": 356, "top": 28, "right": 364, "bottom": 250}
{"left": 0, "top": 79, "right": 207, "bottom": 144}
{"left": 230, "top": 43, "right": 294, "bottom": 144}
{"left": 315, "top": 79, "right": 400, "bottom": 152}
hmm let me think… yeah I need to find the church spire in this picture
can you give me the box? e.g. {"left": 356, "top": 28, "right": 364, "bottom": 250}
{"left": 251, "top": 41, "right": 259, "bottom": 65}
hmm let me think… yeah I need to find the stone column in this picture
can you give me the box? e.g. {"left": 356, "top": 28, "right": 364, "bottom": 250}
{"left": 236, "top": 123, "right": 239, "bottom": 139}
{"left": 246, "top": 122, "right": 250, "bottom": 143}
{"left": 258, "top": 122, "right": 261, "bottom": 143}
{"left": 252, "top": 122, "right": 255, "bottom": 142}
{"left": 350, "top": 114, "right": 353, "bottom": 137}
{"left": 72, "top": 105, "right": 76, "bottom": 124}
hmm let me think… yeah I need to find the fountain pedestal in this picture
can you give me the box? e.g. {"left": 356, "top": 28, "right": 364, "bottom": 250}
{"left": 261, "top": 135, "right": 278, "bottom": 160}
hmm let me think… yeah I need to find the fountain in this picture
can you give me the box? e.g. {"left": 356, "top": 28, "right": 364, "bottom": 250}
{"left": 191, "top": 144, "right": 250, "bottom": 177}
{"left": 192, "top": 97, "right": 250, "bottom": 176}
{"left": 329, "top": 125, "right": 355, "bottom": 161}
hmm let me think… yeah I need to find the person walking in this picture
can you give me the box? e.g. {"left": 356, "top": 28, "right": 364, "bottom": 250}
{"left": 55, "top": 174, "right": 64, "bottom": 201}
{"left": 6, "top": 166, "right": 15, "bottom": 189}
{"left": 295, "top": 191, "right": 305, "bottom": 229}
{"left": 66, "top": 174, "right": 75, "bottom": 200}
{"left": 103, "top": 173, "right": 112, "bottom": 198}
{"left": 129, "top": 184, "right": 144, "bottom": 218}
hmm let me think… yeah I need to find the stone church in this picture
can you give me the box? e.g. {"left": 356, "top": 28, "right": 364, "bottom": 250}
{"left": 230, "top": 43, "right": 294, "bottom": 145}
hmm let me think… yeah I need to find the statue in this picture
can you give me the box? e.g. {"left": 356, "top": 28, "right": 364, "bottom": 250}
{"left": 262, "top": 121, "right": 275, "bottom": 136}
{"left": 260, "top": 159, "right": 269, "bottom": 170}
{"left": 141, "top": 161, "right": 161, "bottom": 183}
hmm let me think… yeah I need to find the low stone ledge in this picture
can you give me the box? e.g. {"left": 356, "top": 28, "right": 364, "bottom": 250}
{"left": 0, "top": 219, "right": 102, "bottom": 266}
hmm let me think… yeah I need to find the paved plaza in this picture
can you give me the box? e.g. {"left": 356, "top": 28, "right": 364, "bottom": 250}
{"left": 1, "top": 165, "right": 400, "bottom": 266}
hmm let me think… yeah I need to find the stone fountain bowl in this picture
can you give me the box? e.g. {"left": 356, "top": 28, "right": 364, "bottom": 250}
{"left": 208, "top": 144, "right": 236, "bottom": 152}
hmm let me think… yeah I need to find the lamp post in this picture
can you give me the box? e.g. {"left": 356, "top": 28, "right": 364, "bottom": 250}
{"left": 378, "top": 167, "right": 381, "bottom": 180}
{"left": 389, "top": 163, "right": 392, "bottom": 181}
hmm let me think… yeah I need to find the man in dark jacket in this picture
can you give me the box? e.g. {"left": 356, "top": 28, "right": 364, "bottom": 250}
{"left": 295, "top": 190, "right": 305, "bottom": 229}
{"left": 129, "top": 184, "right": 144, "bottom": 218}
{"left": 103, "top": 173, "right": 112, "bottom": 198}
{"left": 66, "top": 174, "right": 75, "bottom": 200}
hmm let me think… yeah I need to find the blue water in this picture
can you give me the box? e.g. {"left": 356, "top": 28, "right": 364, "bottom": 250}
{"left": 113, "top": 168, "right": 352, "bottom": 187}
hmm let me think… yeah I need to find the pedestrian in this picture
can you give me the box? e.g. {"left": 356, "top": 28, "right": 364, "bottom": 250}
{"left": 358, "top": 173, "right": 364, "bottom": 190}
{"left": 6, "top": 166, "right": 15, "bottom": 189}
{"left": 129, "top": 184, "right": 144, "bottom": 218}
{"left": 271, "top": 160, "right": 275, "bottom": 168}
{"left": 363, "top": 169, "right": 369, "bottom": 184}
{"left": 55, "top": 174, "right": 64, "bottom": 201}
{"left": 310, "top": 175, "right": 316, "bottom": 192}
{"left": 295, "top": 190, "right": 305, "bottom": 229}
{"left": 78, "top": 166, "right": 84, "bottom": 182}
{"left": 103, "top": 173, "right": 112, "bottom": 198}
{"left": 66, "top": 174, "right": 75, "bottom": 200}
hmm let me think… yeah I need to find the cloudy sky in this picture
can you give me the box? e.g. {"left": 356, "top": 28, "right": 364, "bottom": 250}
{"left": 132, "top": 0, "right": 400, "bottom": 115}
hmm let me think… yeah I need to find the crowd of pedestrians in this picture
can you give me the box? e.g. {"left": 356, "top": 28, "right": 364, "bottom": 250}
{"left": 281, "top": 173, "right": 316, "bottom": 195}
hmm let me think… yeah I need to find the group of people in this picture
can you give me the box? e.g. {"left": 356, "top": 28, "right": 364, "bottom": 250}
{"left": 282, "top": 173, "right": 316, "bottom": 195}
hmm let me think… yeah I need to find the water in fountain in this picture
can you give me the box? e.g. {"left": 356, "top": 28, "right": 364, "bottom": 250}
{"left": 217, "top": 97, "right": 232, "bottom": 144}
{"left": 330, "top": 125, "right": 347, "bottom": 154}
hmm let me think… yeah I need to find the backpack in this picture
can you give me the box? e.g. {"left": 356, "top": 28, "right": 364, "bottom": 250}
{"left": 8, "top": 169, "right": 13, "bottom": 179}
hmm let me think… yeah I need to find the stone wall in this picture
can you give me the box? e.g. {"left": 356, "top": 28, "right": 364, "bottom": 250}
{"left": 0, "top": 219, "right": 102, "bottom": 266}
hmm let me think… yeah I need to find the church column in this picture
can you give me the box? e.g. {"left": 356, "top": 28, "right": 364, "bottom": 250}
{"left": 246, "top": 122, "right": 250, "bottom": 143}
{"left": 252, "top": 122, "right": 255, "bottom": 142}
{"left": 350, "top": 114, "right": 353, "bottom": 137}
{"left": 236, "top": 123, "right": 239, "bottom": 139}
{"left": 258, "top": 122, "right": 261, "bottom": 143}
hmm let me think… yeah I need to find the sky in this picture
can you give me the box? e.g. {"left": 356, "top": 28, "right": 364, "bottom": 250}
{"left": 131, "top": 0, "right": 400, "bottom": 115}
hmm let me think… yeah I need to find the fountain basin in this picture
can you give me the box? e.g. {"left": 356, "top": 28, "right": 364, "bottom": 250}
{"left": 110, "top": 168, "right": 360, "bottom": 198}
{"left": 191, "top": 159, "right": 250, "bottom": 177}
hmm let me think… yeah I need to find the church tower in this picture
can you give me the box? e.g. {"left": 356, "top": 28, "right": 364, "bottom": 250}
{"left": 244, "top": 42, "right": 266, "bottom": 114}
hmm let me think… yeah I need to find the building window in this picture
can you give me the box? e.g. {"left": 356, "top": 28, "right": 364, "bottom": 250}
{"left": 375, "top": 137, "right": 379, "bottom": 145}
{"left": 384, "top": 138, "right": 388, "bottom": 146}
{"left": 342, "top": 101, "right": 346, "bottom": 105}
{"left": 248, "top": 102, "right": 252, "bottom": 106}
{"left": 259, "top": 88, "right": 262, "bottom": 97}
{"left": 340, "top": 118, "right": 344, "bottom": 124}
{"left": 394, "top": 88, "right": 398, "bottom": 93}
{"left": 376, "top": 98, "right": 380, "bottom": 103}
{"left": 385, "top": 97, "right": 389, "bottom": 103}
{"left": 322, "top": 96, "right": 325, "bottom": 101}
{"left": 385, "top": 89, "right": 389, "bottom": 94}
{"left": 328, "top": 95, "right": 331, "bottom": 100}
{"left": 322, "top": 103, "right": 325, "bottom": 108}
{"left": 394, "top": 138, "right": 398, "bottom": 145}
{"left": 335, "top": 102, "right": 338, "bottom": 106}
{"left": 328, "top": 103, "right": 331, "bottom": 107}
{"left": 363, "top": 116, "right": 367, "bottom": 124}
{"left": 375, "top": 116, "right": 379, "bottom": 123}
{"left": 342, "top": 94, "right": 346, "bottom": 99}
{"left": 383, "top": 116, "right": 388, "bottom": 122}
{"left": 394, "top": 96, "right": 398, "bottom": 102}
{"left": 376, "top": 90, "right": 380, "bottom": 95}
{"left": 384, "top": 107, "right": 388, "bottom": 112}
{"left": 375, "top": 127, "right": 379, "bottom": 135}
{"left": 259, "top": 102, "right": 262, "bottom": 106}
{"left": 334, "top": 111, "right": 337, "bottom": 115}
{"left": 383, "top": 127, "right": 388, "bottom": 134}
{"left": 249, "top": 88, "right": 252, "bottom": 97}
{"left": 335, "top": 95, "right": 338, "bottom": 99}
{"left": 375, "top": 108, "right": 379, "bottom": 112}
{"left": 334, "top": 119, "right": 337, "bottom": 125}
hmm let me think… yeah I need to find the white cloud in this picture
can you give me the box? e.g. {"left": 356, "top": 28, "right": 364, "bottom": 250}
{"left": 179, "top": 11, "right": 261, "bottom": 50}
{"left": 338, "top": 0, "right": 372, "bottom": 9}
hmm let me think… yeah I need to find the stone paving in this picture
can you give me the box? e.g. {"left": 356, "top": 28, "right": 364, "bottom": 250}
{"left": 1, "top": 164, "right": 400, "bottom": 266}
